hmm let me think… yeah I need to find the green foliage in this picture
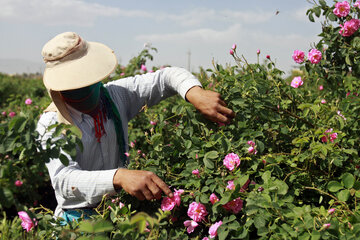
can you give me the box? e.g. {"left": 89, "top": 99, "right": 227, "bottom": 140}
{"left": 2, "top": 0, "right": 360, "bottom": 239}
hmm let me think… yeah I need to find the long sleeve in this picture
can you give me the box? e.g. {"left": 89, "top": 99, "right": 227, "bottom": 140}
{"left": 106, "top": 67, "right": 202, "bottom": 121}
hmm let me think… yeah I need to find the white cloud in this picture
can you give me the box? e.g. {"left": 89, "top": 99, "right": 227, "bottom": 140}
{"left": 0, "top": 0, "right": 120, "bottom": 26}
{"left": 0, "top": 0, "right": 274, "bottom": 27}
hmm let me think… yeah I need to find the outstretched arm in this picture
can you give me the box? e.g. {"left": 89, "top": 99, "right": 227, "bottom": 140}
{"left": 185, "top": 86, "right": 235, "bottom": 124}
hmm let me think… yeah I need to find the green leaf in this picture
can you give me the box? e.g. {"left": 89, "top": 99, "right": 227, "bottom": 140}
{"left": 203, "top": 158, "right": 214, "bottom": 169}
{"left": 93, "top": 220, "right": 113, "bottom": 233}
{"left": 319, "top": 0, "right": 326, "bottom": 7}
{"left": 78, "top": 221, "right": 95, "bottom": 233}
{"left": 313, "top": 6, "right": 321, "bottom": 18}
{"left": 327, "top": 181, "right": 343, "bottom": 192}
{"left": 338, "top": 189, "right": 350, "bottom": 202}
{"left": 342, "top": 173, "right": 355, "bottom": 189}
{"left": 59, "top": 154, "right": 70, "bottom": 166}
{"left": 204, "top": 150, "right": 219, "bottom": 159}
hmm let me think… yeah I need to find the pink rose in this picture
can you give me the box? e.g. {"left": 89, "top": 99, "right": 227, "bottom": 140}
{"left": 257, "top": 49, "right": 260, "bottom": 55}
{"left": 339, "top": 19, "right": 360, "bottom": 37}
{"left": 15, "top": 180, "right": 23, "bottom": 187}
{"left": 184, "top": 220, "right": 198, "bottom": 234}
{"left": 226, "top": 180, "right": 235, "bottom": 190}
{"left": 229, "top": 49, "right": 234, "bottom": 55}
{"left": 266, "top": 55, "right": 271, "bottom": 59}
{"left": 203, "top": 238, "right": 209, "bottom": 240}
{"left": 232, "top": 44, "right": 237, "bottom": 50}
{"left": 292, "top": 50, "right": 305, "bottom": 63}
{"left": 18, "top": 211, "right": 37, "bottom": 232}
{"left": 291, "top": 76, "right": 304, "bottom": 88}
{"left": 333, "top": 1, "right": 350, "bottom": 17}
{"left": 209, "top": 221, "right": 223, "bottom": 238}
{"left": 25, "top": 98, "right": 32, "bottom": 105}
{"left": 160, "top": 189, "right": 184, "bottom": 211}
{"left": 120, "top": 72, "right": 125, "bottom": 76}
{"left": 319, "top": 85, "right": 324, "bottom": 90}
{"left": 321, "top": 129, "right": 338, "bottom": 143}
{"left": 2, "top": 111, "right": 6, "bottom": 116}
{"left": 321, "top": 99, "right": 327, "bottom": 104}
{"left": 210, "top": 193, "right": 219, "bottom": 204}
{"left": 161, "top": 197, "right": 176, "bottom": 211}
{"left": 355, "top": 1, "right": 360, "bottom": 8}
{"left": 192, "top": 169, "right": 200, "bottom": 177}
{"left": 141, "top": 64, "right": 147, "bottom": 72}
{"left": 328, "top": 208, "right": 335, "bottom": 214}
{"left": 150, "top": 121, "right": 157, "bottom": 126}
{"left": 247, "top": 140, "right": 255, "bottom": 147}
{"left": 223, "top": 153, "right": 240, "bottom": 171}
{"left": 337, "top": 110, "right": 347, "bottom": 121}
{"left": 124, "top": 152, "right": 130, "bottom": 157}
{"left": 119, "top": 202, "right": 125, "bottom": 209}
{"left": 223, "top": 197, "right": 243, "bottom": 214}
{"left": 323, "top": 223, "right": 331, "bottom": 229}
{"left": 308, "top": 49, "right": 322, "bottom": 64}
{"left": 187, "top": 202, "right": 208, "bottom": 222}
{"left": 8, "top": 112, "right": 16, "bottom": 117}
{"left": 248, "top": 146, "right": 255, "bottom": 154}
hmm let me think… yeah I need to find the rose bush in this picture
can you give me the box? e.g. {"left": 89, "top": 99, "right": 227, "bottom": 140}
{"left": 1, "top": 0, "right": 360, "bottom": 239}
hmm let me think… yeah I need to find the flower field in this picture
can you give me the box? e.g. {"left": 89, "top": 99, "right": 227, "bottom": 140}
{"left": 1, "top": 0, "right": 360, "bottom": 239}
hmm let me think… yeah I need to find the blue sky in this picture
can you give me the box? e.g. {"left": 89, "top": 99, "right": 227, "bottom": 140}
{"left": 0, "top": 0, "right": 332, "bottom": 75}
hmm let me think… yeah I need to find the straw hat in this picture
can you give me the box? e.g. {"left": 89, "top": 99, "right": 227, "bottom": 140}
{"left": 42, "top": 32, "right": 118, "bottom": 127}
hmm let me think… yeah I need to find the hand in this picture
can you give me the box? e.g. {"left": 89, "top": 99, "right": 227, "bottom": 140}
{"left": 185, "top": 86, "right": 235, "bottom": 124}
{"left": 113, "top": 169, "right": 173, "bottom": 201}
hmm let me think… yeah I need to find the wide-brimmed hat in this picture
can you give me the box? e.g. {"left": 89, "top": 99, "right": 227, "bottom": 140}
{"left": 42, "top": 32, "right": 117, "bottom": 128}
{"left": 42, "top": 32, "right": 117, "bottom": 91}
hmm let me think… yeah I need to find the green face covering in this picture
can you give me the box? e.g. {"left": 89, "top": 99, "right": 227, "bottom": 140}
{"left": 61, "top": 82, "right": 101, "bottom": 116}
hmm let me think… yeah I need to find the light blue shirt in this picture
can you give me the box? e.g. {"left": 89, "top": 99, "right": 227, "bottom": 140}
{"left": 36, "top": 67, "right": 202, "bottom": 216}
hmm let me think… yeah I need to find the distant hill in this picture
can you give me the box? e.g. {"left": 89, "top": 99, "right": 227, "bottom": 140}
{"left": 0, "top": 58, "right": 44, "bottom": 75}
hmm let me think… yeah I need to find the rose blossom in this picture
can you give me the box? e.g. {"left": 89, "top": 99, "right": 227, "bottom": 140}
{"left": 141, "top": 64, "right": 147, "bottom": 72}
{"left": 339, "top": 19, "right": 360, "bottom": 37}
{"left": 321, "top": 99, "right": 327, "bottom": 104}
{"left": 1, "top": 111, "right": 6, "bottom": 116}
{"left": 248, "top": 146, "right": 255, "bottom": 154}
{"left": 15, "top": 180, "right": 23, "bottom": 187}
{"left": 203, "top": 238, "right": 209, "bottom": 240}
{"left": 333, "top": 1, "right": 350, "bottom": 17}
{"left": 247, "top": 140, "right": 255, "bottom": 146}
{"left": 292, "top": 50, "right": 305, "bottom": 63}
{"left": 337, "top": 110, "right": 347, "bottom": 121}
{"left": 229, "top": 49, "right": 234, "bottom": 55}
{"left": 232, "top": 44, "right": 237, "bottom": 50}
{"left": 210, "top": 193, "right": 219, "bottom": 204}
{"left": 226, "top": 180, "right": 235, "bottom": 190}
{"left": 266, "top": 55, "right": 271, "bottom": 59}
{"left": 184, "top": 220, "right": 198, "bottom": 234}
{"left": 18, "top": 211, "right": 37, "bottom": 232}
{"left": 323, "top": 223, "right": 331, "bottom": 229}
{"left": 192, "top": 169, "right": 200, "bottom": 177}
{"left": 119, "top": 202, "right": 125, "bottom": 209}
{"left": 355, "top": 1, "right": 360, "bottom": 8}
{"left": 25, "top": 98, "right": 32, "bottom": 105}
{"left": 187, "top": 202, "right": 208, "bottom": 222}
{"left": 319, "top": 85, "right": 324, "bottom": 90}
{"left": 120, "top": 72, "right": 125, "bottom": 76}
{"left": 308, "top": 49, "right": 322, "bottom": 64}
{"left": 150, "top": 120, "right": 157, "bottom": 125}
{"left": 328, "top": 208, "right": 335, "bottom": 214}
{"left": 257, "top": 49, "right": 260, "bottom": 54}
{"left": 223, "top": 153, "right": 240, "bottom": 171}
{"left": 209, "top": 221, "right": 223, "bottom": 239}
{"left": 223, "top": 197, "right": 243, "bottom": 214}
{"left": 8, "top": 112, "right": 16, "bottom": 117}
{"left": 160, "top": 189, "right": 184, "bottom": 211}
{"left": 291, "top": 76, "right": 304, "bottom": 88}
{"left": 321, "top": 129, "right": 338, "bottom": 143}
